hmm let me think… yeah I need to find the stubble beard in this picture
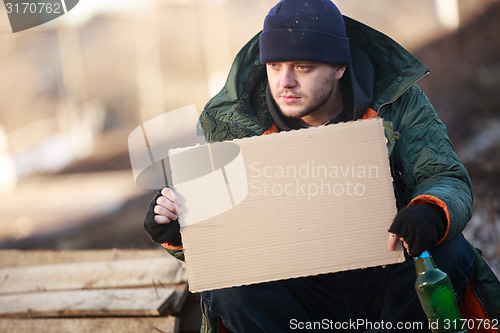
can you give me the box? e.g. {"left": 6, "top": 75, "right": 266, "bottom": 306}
{"left": 273, "top": 75, "right": 337, "bottom": 120}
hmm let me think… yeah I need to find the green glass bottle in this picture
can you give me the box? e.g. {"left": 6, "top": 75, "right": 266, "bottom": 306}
{"left": 414, "top": 251, "right": 468, "bottom": 333}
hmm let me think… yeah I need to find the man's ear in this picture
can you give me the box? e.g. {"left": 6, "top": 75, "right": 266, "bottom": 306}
{"left": 334, "top": 65, "right": 347, "bottom": 80}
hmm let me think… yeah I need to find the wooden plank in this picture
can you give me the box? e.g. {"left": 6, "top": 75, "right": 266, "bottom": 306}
{"left": 0, "top": 249, "right": 169, "bottom": 268}
{"left": 0, "top": 257, "right": 187, "bottom": 294}
{"left": 0, "top": 317, "right": 179, "bottom": 333}
{"left": 0, "top": 287, "right": 175, "bottom": 318}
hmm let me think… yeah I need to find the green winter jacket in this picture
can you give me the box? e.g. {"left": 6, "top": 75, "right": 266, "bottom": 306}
{"left": 166, "top": 17, "right": 500, "bottom": 331}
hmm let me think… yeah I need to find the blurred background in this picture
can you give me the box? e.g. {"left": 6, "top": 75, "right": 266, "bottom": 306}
{"left": 0, "top": 0, "right": 498, "bottom": 276}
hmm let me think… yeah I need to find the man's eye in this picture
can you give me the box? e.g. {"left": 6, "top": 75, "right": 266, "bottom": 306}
{"left": 296, "top": 65, "right": 312, "bottom": 71}
{"left": 268, "top": 63, "right": 280, "bottom": 70}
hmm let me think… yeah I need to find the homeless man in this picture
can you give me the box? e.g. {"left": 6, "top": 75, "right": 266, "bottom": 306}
{"left": 143, "top": 0, "right": 500, "bottom": 332}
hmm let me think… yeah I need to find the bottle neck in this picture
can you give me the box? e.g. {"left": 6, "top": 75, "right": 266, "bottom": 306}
{"left": 414, "top": 250, "right": 436, "bottom": 274}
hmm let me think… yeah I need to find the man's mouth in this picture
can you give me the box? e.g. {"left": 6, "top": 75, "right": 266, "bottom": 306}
{"left": 280, "top": 94, "right": 301, "bottom": 103}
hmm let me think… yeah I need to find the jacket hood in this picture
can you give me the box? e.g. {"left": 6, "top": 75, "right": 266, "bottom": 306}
{"left": 343, "top": 17, "right": 429, "bottom": 110}
{"left": 198, "top": 16, "right": 429, "bottom": 142}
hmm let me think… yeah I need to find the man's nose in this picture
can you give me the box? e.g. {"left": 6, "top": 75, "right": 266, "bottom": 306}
{"left": 279, "top": 68, "right": 297, "bottom": 89}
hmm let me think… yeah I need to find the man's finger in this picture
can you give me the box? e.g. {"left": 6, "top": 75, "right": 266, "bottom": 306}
{"left": 154, "top": 204, "right": 178, "bottom": 222}
{"left": 156, "top": 195, "right": 177, "bottom": 212}
{"left": 154, "top": 215, "right": 172, "bottom": 224}
{"left": 388, "top": 233, "right": 398, "bottom": 251}
{"left": 403, "top": 241, "right": 411, "bottom": 255}
{"left": 161, "top": 187, "right": 182, "bottom": 207}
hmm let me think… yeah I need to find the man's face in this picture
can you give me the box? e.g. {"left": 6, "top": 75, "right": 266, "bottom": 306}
{"left": 266, "top": 61, "right": 345, "bottom": 125}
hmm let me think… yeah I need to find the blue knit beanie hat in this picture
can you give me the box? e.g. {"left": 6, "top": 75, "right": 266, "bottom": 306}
{"left": 259, "top": 0, "right": 351, "bottom": 65}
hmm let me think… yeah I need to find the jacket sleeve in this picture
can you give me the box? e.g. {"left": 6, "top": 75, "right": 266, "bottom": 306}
{"left": 390, "top": 85, "right": 473, "bottom": 243}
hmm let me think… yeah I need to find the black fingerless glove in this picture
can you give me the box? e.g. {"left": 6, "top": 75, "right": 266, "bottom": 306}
{"left": 143, "top": 190, "right": 182, "bottom": 246}
{"left": 389, "top": 203, "right": 447, "bottom": 257}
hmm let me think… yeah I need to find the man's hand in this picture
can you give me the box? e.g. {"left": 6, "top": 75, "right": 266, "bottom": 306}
{"left": 387, "top": 203, "right": 447, "bottom": 257}
{"left": 143, "top": 187, "right": 183, "bottom": 246}
{"left": 154, "top": 187, "right": 182, "bottom": 224}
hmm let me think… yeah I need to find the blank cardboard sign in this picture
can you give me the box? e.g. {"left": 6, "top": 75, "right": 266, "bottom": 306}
{"left": 172, "top": 118, "right": 404, "bottom": 292}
